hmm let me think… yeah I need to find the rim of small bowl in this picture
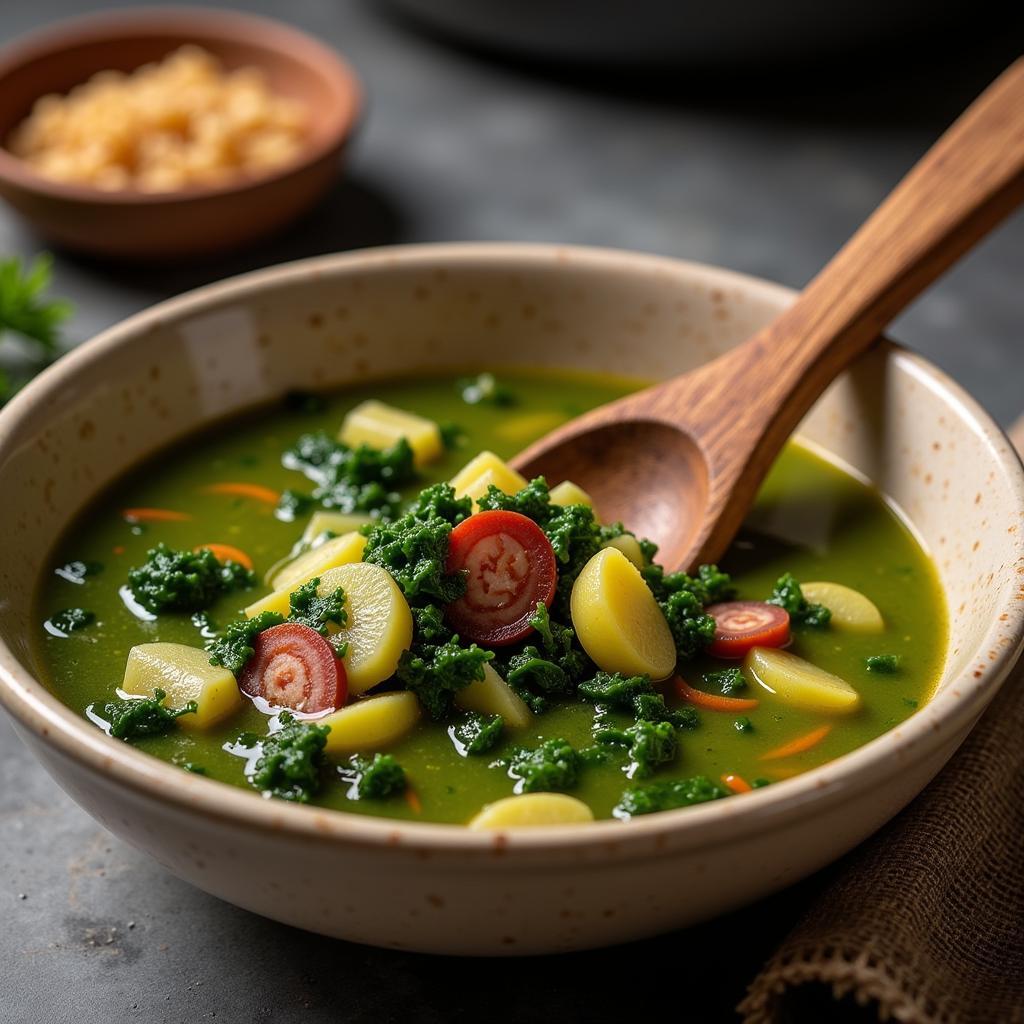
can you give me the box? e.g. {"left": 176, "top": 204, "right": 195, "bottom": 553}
{"left": 0, "top": 242, "right": 1022, "bottom": 858}
{"left": 0, "top": 6, "right": 363, "bottom": 205}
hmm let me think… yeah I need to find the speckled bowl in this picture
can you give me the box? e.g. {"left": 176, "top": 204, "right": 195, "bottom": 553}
{"left": 0, "top": 244, "right": 1021, "bottom": 954}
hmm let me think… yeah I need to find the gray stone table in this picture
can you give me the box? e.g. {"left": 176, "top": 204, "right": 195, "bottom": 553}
{"left": 1, "top": 3, "right": 1021, "bottom": 1022}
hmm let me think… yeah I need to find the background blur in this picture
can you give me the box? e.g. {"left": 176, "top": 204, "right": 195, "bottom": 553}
{"left": 2, "top": 3, "right": 1022, "bottom": 1022}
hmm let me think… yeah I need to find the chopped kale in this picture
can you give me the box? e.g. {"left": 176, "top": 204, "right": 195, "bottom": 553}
{"left": 509, "top": 738, "right": 580, "bottom": 793}
{"left": 614, "top": 775, "right": 728, "bottom": 818}
{"left": 181, "top": 762, "right": 207, "bottom": 775}
{"left": 866, "top": 654, "right": 901, "bottom": 674}
{"left": 397, "top": 635, "right": 493, "bottom": 719}
{"left": 767, "top": 573, "right": 831, "bottom": 628}
{"left": 54, "top": 559, "right": 103, "bottom": 584}
{"left": 902, "top": 697, "right": 919, "bottom": 709}
{"left": 505, "top": 603, "right": 591, "bottom": 706}
{"left": 640, "top": 564, "right": 730, "bottom": 660}
{"left": 734, "top": 716, "right": 754, "bottom": 733}
{"left": 207, "top": 611, "right": 285, "bottom": 675}
{"left": 706, "top": 667, "right": 746, "bottom": 695}
{"left": 348, "top": 753, "right": 406, "bottom": 799}
{"left": 752, "top": 778, "right": 772, "bottom": 789}
{"left": 362, "top": 484, "right": 470, "bottom": 604}
{"left": 247, "top": 711, "right": 329, "bottom": 803}
{"left": 642, "top": 563, "right": 734, "bottom": 606}
{"left": 276, "top": 488, "right": 315, "bottom": 522}
{"left": 577, "top": 671, "right": 654, "bottom": 708}
{"left": 93, "top": 688, "right": 197, "bottom": 740}
{"left": 451, "top": 712, "right": 504, "bottom": 755}
{"left": 632, "top": 692, "right": 700, "bottom": 729}
{"left": 458, "top": 372, "right": 516, "bottom": 407}
{"left": 127, "top": 543, "right": 255, "bottom": 614}
{"left": 45, "top": 607, "right": 95, "bottom": 636}
{"left": 287, "top": 578, "right": 347, "bottom": 634}
{"left": 596, "top": 719, "right": 677, "bottom": 778}
{"left": 438, "top": 421, "right": 465, "bottom": 450}
{"left": 280, "top": 431, "right": 417, "bottom": 520}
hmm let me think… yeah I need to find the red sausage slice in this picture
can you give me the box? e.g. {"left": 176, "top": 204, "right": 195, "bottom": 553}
{"left": 706, "top": 601, "right": 790, "bottom": 659}
{"left": 239, "top": 622, "right": 347, "bottom": 713}
{"left": 445, "top": 510, "right": 557, "bottom": 646}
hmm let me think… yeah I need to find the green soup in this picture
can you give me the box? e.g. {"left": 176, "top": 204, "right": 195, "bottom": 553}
{"left": 34, "top": 369, "right": 946, "bottom": 824}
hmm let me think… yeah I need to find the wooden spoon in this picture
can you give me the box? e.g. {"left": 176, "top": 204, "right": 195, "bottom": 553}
{"left": 512, "top": 59, "right": 1024, "bottom": 572}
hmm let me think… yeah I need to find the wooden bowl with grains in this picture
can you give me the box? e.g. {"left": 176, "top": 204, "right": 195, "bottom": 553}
{"left": 0, "top": 9, "right": 362, "bottom": 259}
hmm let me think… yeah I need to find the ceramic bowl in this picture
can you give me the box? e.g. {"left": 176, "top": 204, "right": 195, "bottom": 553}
{"left": 0, "top": 9, "right": 361, "bottom": 259}
{"left": 0, "top": 244, "right": 1021, "bottom": 955}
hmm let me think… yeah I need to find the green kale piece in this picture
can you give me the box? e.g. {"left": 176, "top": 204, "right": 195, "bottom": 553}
{"left": 54, "top": 559, "right": 103, "bottom": 584}
{"left": 597, "top": 719, "right": 677, "bottom": 778}
{"left": 509, "top": 738, "right": 580, "bottom": 793}
{"left": 247, "top": 711, "right": 329, "bottom": 803}
{"left": 577, "top": 671, "right": 654, "bottom": 708}
{"left": 181, "top": 762, "right": 207, "bottom": 775}
{"left": 752, "top": 778, "right": 772, "bottom": 789}
{"left": 207, "top": 611, "right": 286, "bottom": 675}
{"left": 866, "top": 654, "right": 901, "bottom": 674}
{"left": 632, "top": 692, "right": 700, "bottom": 729}
{"left": 734, "top": 716, "right": 754, "bottom": 733}
{"left": 661, "top": 589, "right": 717, "bottom": 660}
{"left": 287, "top": 578, "right": 347, "bottom": 634}
{"left": 767, "top": 573, "right": 831, "bottom": 628}
{"left": 362, "top": 484, "right": 469, "bottom": 604}
{"left": 903, "top": 698, "right": 919, "bottom": 709}
{"left": 94, "top": 688, "right": 197, "bottom": 740}
{"left": 348, "top": 753, "right": 407, "bottom": 799}
{"left": 128, "top": 543, "right": 255, "bottom": 614}
{"left": 476, "top": 476, "right": 553, "bottom": 524}
{"left": 505, "top": 603, "right": 591, "bottom": 706}
{"left": 276, "top": 489, "right": 315, "bottom": 522}
{"left": 281, "top": 432, "right": 417, "bottom": 519}
{"left": 45, "top": 607, "right": 95, "bottom": 635}
{"left": 411, "top": 603, "right": 453, "bottom": 643}
{"left": 458, "top": 372, "right": 517, "bottom": 407}
{"left": 642, "top": 563, "right": 734, "bottom": 606}
{"left": 614, "top": 775, "right": 728, "bottom": 818}
{"left": 397, "top": 635, "right": 493, "bottom": 719}
{"left": 451, "top": 712, "right": 504, "bottom": 755}
{"left": 705, "top": 667, "right": 746, "bottom": 695}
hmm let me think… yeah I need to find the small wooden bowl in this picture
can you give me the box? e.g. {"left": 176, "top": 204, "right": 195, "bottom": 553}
{"left": 0, "top": 9, "right": 362, "bottom": 260}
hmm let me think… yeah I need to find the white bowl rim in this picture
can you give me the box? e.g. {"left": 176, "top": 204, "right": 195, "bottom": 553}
{"left": 1, "top": 242, "right": 1022, "bottom": 858}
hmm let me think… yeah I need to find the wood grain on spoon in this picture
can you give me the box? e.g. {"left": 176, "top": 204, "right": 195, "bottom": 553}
{"left": 513, "top": 59, "right": 1024, "bottom": 572}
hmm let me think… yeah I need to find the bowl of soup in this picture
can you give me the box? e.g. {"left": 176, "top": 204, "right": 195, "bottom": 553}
{"left": 0, "top": 244, "right": 1021, "bottom": 954}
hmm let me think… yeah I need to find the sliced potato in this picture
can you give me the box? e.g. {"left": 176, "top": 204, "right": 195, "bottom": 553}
{"left": 339, "top": 399, "right": 442, "bottom": 466}
{"left": 450, "top": 451, "right": 527, "bottom": 504}
{"left": 549, "top": 480, "right": 593, "bottom": 508}
{"left": 570, "top": 547, "right": 676, "bottom": 681}
{"left": 455, "top": 663, "right": 532, "bottom": 728}
{"left": 468, "top": 793, "right": 594, "bottom": 830}
{"left": 301, "top": 510, "right": 371, "bottom": 544}
{"left": 319, "top": 692, "right": 420, "bottom": 755}
{"left": 495, "top": 411, "right": 566, "bottom": 444}
{"left": 744, "top": 647, "right": 861, "bottom": 714}
{"left": 269, "top": 531, "right": 367, "bottom": 592}
{"left": 602, "top": 532, "right": 645, "bottom": 568}
{"left": 122, "top": 642, "right": 240, "bottom": 730}
{"left": 802, "top": 581, "right": 884, "bottom": 634}
{"left": 317, "top": 563, "right": 413, "bottom": 694}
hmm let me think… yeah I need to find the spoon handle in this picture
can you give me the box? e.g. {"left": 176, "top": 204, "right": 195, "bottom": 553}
{"left": 723, "top": 58, "right": 1024, "bottom": 441}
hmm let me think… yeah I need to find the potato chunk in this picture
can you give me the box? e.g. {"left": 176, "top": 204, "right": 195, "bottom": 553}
{"left": 602, "top": 533, "right": 645, "bottom": 568}
{"left": 455, "top": 663, "right": 533, "bottom": 728}
{"left": 548, "top": 480, "right": 594, "bottom": 508}
{"left": 468, "top": 793, "right": 594, "bottom": 830}
{"left": 339, "top": 399, "right": 442, "bottom": 466}
{"left": 570, "top": 547, "right": 676, "bottom": 680}
{"left": 319, "top": 692, "right": 421, "bottom": 755}
{"left": 744, "top": 647, "right": 861, "bottom": 714}
{"left": 317, "top": 562, "right": 413, "bottom": 694}
{"left": 801, "top": 581, "right": 885, "bottom": 634}
{"left": 269, "top": 532, "right": 367, "bottom": 592}
{"left": 301, "top": 510, "right": 371, "bottom": 544}
{"left": 122, "top": 642, "right": 241, "bottom": 730}
{"left": 450, "top": 451, "right": 528, "bottom": 505}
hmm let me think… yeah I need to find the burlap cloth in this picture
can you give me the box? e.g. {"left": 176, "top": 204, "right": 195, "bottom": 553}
{"left": 739, "top": 416, "right": 1024, "bottom": 1024}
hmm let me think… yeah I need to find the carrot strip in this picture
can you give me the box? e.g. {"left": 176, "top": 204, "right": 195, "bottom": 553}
{"left": 202, "top": 482, "right": 281, "bottom": 504}
{"left": 721, "top": 773, "right": 753, "bottom": 794}
{"left": 675, "top": 678, "right": 760, "bottom": 712}
{"left": 404, "top": 786, "right": 423, "bottom": 815}
{"left": 112, "top": 545, "right": 126, "bottom": 555}
{"left": 195, "top": 543, "right": 254, "bottom": 571}
{"left": 122, "top": 507, "right": 192, "bottom": 523}
{"left": 761, "top": 724, "right": 833, "bottom": 761}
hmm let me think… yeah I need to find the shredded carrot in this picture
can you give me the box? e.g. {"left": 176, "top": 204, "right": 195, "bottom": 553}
{"left": 112, "top": 545, "right": 126, "bottom": 555}
{"left": 195, "top": 543, "right": 254, "bottom": 571}
{"left": 721, "top": 773, "right": 753, "bottom": 794}
{"left": 122, "top": 507, "right": 192, "bottom": 523}
{"left": 761, "top": 724, "right": 833, "bottom": 761}
{"left": 404, "top": 786, "right": 423, "bottom": 815}
{"left": 202, "top": 482, "right": 281, "bottom": 504}
{"left": 675, "top": 678, "right": 760, "bottom": 712}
